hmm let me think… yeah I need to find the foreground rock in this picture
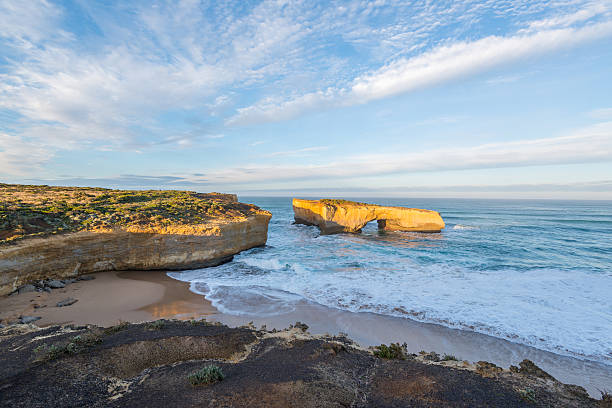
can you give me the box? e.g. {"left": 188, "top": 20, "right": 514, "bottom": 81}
{"left": 56, "top": 298, "right": 78, "bottom": 307}
{"left": 1, "top": 184, "right": 271, "bottom": 295}
{"left": 0, "top": 321, "right": 601, "bottom": 407}
{"left": 293, "top": 198, "right": 445, "bottom": 234}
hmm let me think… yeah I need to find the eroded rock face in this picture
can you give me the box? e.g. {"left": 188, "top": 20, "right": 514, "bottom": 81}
{"left": 293, "top": 199, "right": 445, "bottom": 234}
{"left": 0, "top": 213, "right": 271, "bottom": 296}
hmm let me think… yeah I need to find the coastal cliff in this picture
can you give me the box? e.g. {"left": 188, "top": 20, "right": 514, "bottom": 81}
{"left": 0, "top": 184, "right": 271, "bottom": 295}
{"left": 293, "top": 198, "right": 445, "bottom": 234}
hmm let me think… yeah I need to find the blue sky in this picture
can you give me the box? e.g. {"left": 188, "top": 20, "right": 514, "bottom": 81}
{"left": 1, "top": 0, "right": 611, "bottom": 198}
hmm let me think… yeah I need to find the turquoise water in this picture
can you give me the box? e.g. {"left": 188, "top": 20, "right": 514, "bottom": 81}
{"left": 170, "top": 198, "right": 612, "bottom": 365}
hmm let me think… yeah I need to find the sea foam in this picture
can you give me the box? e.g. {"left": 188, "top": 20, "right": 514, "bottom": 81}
{"left": 169, "top": 197, "right": 612, "bottom": 365}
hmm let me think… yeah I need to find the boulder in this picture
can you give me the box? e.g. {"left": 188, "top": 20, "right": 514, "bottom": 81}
{"left": 56, "top": 298, "right": 78, "bottom": 307}
{"left": 19, "top": 316, "right": 41, "bottom": 324}
{"left": 17, "top": 284, "right": 36, "bottom": 294}
{"left": 47, "top": 280, "right": 65, "bottom": 289}
{"left": 293, "top": 199, "right": 445, "bottom": 234}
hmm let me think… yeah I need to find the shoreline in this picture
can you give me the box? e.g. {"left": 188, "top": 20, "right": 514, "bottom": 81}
{"left": 1, "top": 269, "right": 610, "bottom": 397}
{"left": 0, "top": 271, "right": 216, "bottom": 328}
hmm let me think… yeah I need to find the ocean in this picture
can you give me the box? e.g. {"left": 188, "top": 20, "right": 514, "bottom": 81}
{"left": 169, "top": 197, "right": 612, "bottom": 367}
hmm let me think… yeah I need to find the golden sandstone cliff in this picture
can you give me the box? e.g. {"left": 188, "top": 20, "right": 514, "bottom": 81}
{"left": 293, "top": 199, "right": 445, "bottom": 234}
{"left": 0, "top": 184, "right": 271, "bottom": 295}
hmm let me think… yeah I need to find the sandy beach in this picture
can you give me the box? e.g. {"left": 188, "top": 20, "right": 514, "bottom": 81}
{"left": 0, "top": 271, "right": 216, "bottom": 327}
{"left": 1, "top": 269, "right": 610, "bottom": 397}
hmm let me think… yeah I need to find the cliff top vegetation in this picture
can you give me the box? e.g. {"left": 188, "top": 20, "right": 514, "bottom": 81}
{"left": 0, "top": 183, "right": 266, "bottom": 245}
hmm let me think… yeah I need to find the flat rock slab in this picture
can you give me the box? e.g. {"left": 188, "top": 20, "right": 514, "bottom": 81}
{"left": 17, "top": 285, "right": 36, "bottom": 294}
{"left": 19, "top": 316, "right": 41, "bottom": 324}
{"left": 56, "top": 298, "right": 78, "bottom": 307}
{"left": 46, "top": 280, "right": 65, "bottom": 289}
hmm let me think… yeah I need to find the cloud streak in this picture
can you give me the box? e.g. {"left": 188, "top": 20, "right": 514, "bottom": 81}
{"left": 30, "top": 121, "right": 612, "bottom": 188}
{"left": 1, "top": 0, "right": 610, "bottom": 191}
{"left": 229, "top": 6, "right": 612, "bottom": 125}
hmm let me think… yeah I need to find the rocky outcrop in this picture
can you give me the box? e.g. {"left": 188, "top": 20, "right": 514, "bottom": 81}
{"left": 0, "top": 214, "right": 270, "bottom": 296}
{"left": 0, "top": 321, "right": 600, "bottom": 407}
{"left": 1, "top": 184, "right": 272, "bottom": 296}
{"left": 293, "top": 199, "right": 445, "bottom": 234}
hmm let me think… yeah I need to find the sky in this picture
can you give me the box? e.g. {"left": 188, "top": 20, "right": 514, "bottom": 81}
{"left": 1, "top": 0, "right": 612, "bottom": 199}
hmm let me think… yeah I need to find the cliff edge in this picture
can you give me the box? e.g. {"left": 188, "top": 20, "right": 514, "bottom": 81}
{"left": 293, "top": 198, "right": 444, "bottom": 234}
{"left": 0, "top": 321, "right": 600, "bottom": 407}
{"left": 0, "top": 184, "right": 271, "bottom": 295}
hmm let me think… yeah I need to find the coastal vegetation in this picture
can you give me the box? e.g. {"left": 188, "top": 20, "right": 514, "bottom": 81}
{"left": 188, "top": 365, "right": 225, "bottom": 385}
{"left": 33, "top": 331, "right": 103, "bottom": 362}
{"left": 147, "top": 320, "right": 166, "bottom": 330}
{"left": 319, "top": 199, "right": 368, "bottom": 206}
{"left": 0, "top": 183, "right": 257, "bottom": 245}
{"left": 0, "top": 320, "right": 603, "bottom": 407}
{"left": 373, "top": 342, "right": 409, "bottom": 359}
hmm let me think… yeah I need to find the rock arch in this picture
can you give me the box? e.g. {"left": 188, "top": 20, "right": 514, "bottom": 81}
{"left": 292, "top": 199, "right": 445, "bottom": 234}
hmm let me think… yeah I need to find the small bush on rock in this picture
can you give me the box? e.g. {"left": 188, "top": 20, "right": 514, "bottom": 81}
{"left": 373, "top": 342, "right": 408, "bottom": 360}
{"left": 147, "top": 320, "right": 165, "bottom": 330}
{"left": 188, "top": 365, "right": 225, "bottom": 385}
{"left": 104, "top": 320, "right": 129, "bottom": 335}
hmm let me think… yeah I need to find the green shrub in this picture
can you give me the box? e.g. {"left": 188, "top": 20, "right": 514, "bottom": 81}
{"left": 519, "top": 388, "right": 537, "bottom": 403}
{"left": 188, "top": 365, "right": 225, "bottom": 385}
{"left": 33, "top": 332, "right": 102, "bottom": 361}
{"left": 442, "top": 353, "right": 458, "bottom": 361}
{"left": 600, "top": 390, "right": 611, "bottom": 404}
{"left": 373, "top": 342, "right": 408, "bottom": 359}
{"left": 423, "top": 351, "right": 441, "bottom": 362}
{"left": 104, "top": 321, "right": 130, "bottom": 334}
{"left": 147, "top": 320, "right": 165, "bottom": 330}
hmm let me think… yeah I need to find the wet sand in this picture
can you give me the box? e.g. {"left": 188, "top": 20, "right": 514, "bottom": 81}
{"left": 0, "top": 271, "right": 216, "bottom": 327}
{"left": 212, "top": 302, "right": 612, "bottom": 397}
{"left": 1, "top": 270, "right": 610, "bottom": 397}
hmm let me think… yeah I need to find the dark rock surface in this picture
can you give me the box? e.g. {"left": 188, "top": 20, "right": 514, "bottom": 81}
{"left": 0, "top": 321, "right": 601, "bottom": 408}
{"left": 19, "top": 316, "right": 41, "bottom": 324}
{"left": 47, "top": 280, "right": 65, "bottom": 289}
{"left": 56, "top": 298, "right": 78, "bottom": 307}
{"left": 17, "top": 284, "right": 36, "bottom": 294}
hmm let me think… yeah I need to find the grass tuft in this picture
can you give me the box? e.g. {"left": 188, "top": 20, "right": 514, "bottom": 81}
{"left": 147, "top": 320, "right": 166, "bottom": 330}
{"left": 33, "top": 331, "right": 102, "bottom": 361}
{"left": 518, "top": 388, "right": 537, "bottom": 404}
{"left": 188, "top": 365, "right": 225, "bottom": 385}
{"left": 600, "top": 389, "right": 612, "bottom": 405}
{"left": 103, "top": 320, "right": 130, "bottom": 335}
{"left": 373, "top": 342, "right": 408, "bottom": 360}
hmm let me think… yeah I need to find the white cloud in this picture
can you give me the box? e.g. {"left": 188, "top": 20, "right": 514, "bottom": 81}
{"left": 589, "top": 107, "right": 612, "bottom": 119}
{"left": 0, "top": 133, "right": 53, "bottom": 176}
{"left": 0, "top": 0, "right": 315, "bottom": 169}
{"left": 183, "top": 121, "right": 612, "bottom": 184}
{"left": 229, "top": 14, "right": 612, "bottom": 125}
{"left": 26, "top": 122, "right": 612, "bottom": 198}
{"left": 0, "top": 0, "right": 65, "bottom": 42}
{"left": 526, "top": 2, "right": 611, "bottom": 31}
{"left": 266, "top": 146, "right": 329, "bottom": 158}
{"left": 1, "top": 0, "right": 609, "bottom": 177}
